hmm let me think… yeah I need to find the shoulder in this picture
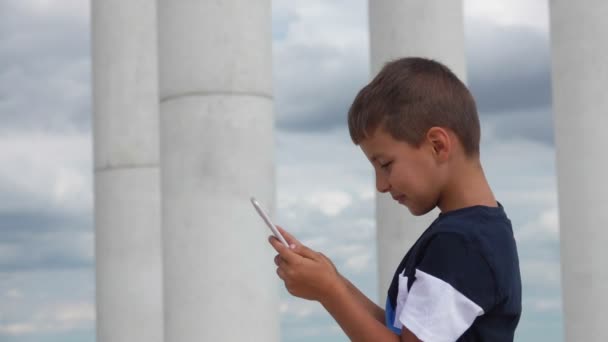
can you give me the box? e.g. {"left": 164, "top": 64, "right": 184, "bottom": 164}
{"left": 429, "top": 205, "right": 517, "bottom": 256}
{"left": 415, "top": 231, "right": 493, "bottom": 273}
{"left": 395, "top": 232, "right": 498, "bottom": 340}
{"left": 422, "top": 205, "right": 521, "bottom": 300}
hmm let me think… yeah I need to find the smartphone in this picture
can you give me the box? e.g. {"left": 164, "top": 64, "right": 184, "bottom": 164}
{"left": 250, "top": 197, "right": 289, "bottom": 248}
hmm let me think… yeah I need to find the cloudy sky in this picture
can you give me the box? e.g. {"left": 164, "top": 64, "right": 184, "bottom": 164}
{"left": 0, "top": 0, "right": 561, "bottom": 341}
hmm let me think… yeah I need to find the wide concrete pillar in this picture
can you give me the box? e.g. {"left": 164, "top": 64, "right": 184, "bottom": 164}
{"left": 368, "top": 0, "right": 467, "bottom": 303}
{"left": 157, "top": 1, "right": 278, "bottom": 341}
{"left": 549, "top": 2, "right": 608, "bottom": 340}
{"left": 91, "top": 1, "right": 163, "bottom": 342}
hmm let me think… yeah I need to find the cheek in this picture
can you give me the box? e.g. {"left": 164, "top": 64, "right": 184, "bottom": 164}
{"left": 412, "top": 165, "right": 440, "bottom": 195}
{"left": 389, "top": 167, "right": 424, "bottom": 193}
{"left": 424, "top": 169, "right": 446, "bottom": 203}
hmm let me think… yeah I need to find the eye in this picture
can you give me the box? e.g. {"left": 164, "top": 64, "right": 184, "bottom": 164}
{"left": 380, "top": 161, "right": 393, "bottom": 170}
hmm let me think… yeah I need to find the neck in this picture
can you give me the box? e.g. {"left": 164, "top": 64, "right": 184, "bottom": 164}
{"left": 437, "top": 159, "right": 497, "bottom": 213}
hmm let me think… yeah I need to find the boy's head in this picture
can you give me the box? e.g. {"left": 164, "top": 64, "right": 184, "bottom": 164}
{"left": 347, "top": 57, "right": 481, "bottom": 215}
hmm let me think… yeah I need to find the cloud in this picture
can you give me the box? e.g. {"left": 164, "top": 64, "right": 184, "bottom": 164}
{"left": 5, "top": 289, "right": 24, "bottom": 299}
{"left": 304, "top": 191, "right": 353, "bottom": 217}
{"left": 275, "top": 129, "right": 372, "bottom": 231}
{"left": 280, "top": 297, "right": 324, "bottom": 319}
{"left": 0, "top": 4, "right": 96, "bottom": 340}
{"left": 0, "top": 131, "right": 93, "bottom": 272}
{"left": 464, "top": 1, "right": 553, "bottom": 145}
{"left": 465, "top": 0, "right": 549, "bottom": 33}
{"left": 272, "top": 0, "right": 555, "bottom": 147}
{"left": 343, "top": 250, "right": 372, "bottom": 274}
{"left": 272, "top": 0, "right": 369, "bottom": 133}
{"left": 0, "top": 150, "right": 92, "bottom": 275}
{"left": 466, "top": 18, "right": 552, "bottom": 116}
{"left": 0, "top": 228, "right": 93, "bottom": 272}
{"left": 481, "top": 133, "right": 557, "bottom": 191}
{"left": 0, "top": 301, "right": 94, "bottom": 336}
{"left": 528, "top": 297, "right": 561, "bottom": 313}
{"left": 15, "top": 0, "right": 88, "bottom": 18}
{"left": 485, "top": 108, "right": 554, "bottom": 145}
{"left": 0, "top": 269, "right": 94, "bottom": 340}
{"left": 520, "top": 259, "right": 561, "bottom": 289}
{"left": 517, "top": 207, "right": 559, "bottom": 243}
{"left": 0, "top": 132, "right": 92, "bottom": 215}
{"left": 0, "top": 0, "right": 91, "bottom": 133}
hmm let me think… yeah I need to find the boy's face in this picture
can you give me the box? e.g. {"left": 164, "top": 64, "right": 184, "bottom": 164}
{"left": 359, "top": 127, "right": 445, "bottom": 216}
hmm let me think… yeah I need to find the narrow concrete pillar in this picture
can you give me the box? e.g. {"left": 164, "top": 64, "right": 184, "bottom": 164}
{"left": 91, "top": 1, "right": 163, "bottom": 341}
{"left": 157, "top": 1, "right": 279, "bottom": 341}
{"left": 549, "top": 1, "right": 608, "bottom": 340}
{"left": 368, "top": 0, "right": 467, "bottom": 304}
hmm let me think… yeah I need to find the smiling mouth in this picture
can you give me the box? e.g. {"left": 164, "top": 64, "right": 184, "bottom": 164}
{"left": 392, "top": 195, "right": 406, "bottom": 203}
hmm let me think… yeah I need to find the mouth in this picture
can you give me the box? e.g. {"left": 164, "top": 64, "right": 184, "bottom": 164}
{"left": 392, "top": 194, "right": 406, "bottom": 203}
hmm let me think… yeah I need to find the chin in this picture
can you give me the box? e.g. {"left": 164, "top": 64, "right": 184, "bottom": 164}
{"left": 406, "top": 203, "right": 435, "bottom": 216}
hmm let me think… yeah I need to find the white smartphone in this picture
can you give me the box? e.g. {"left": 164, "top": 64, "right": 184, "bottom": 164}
{"left": 250, "top": 197, "right": 289, "bottom": 248}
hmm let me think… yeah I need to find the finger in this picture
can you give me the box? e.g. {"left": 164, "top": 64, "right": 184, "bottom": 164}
{"left": 290, "top": 243, "right": 319, "bottom": 260}
{"left": 269, "top": 235, "right": 300, "bottom": 264}
{"left": 276, "top": 225, "right": 300, "bottom": 246}
{"left": 268, "top": 235, "right": 285, "bottom": 252}
{"left": 276, "top": 267, "right": 286, "bottom": 280}
{"left": 274, "top": 227, "right": 319, "bottom": 260}
{"left": 274, "top": 254, "right": 280, "bottom": 266}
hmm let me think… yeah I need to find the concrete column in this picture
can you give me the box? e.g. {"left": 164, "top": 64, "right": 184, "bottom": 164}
{"left": 549, "top": 2, "right": 608, "bottom": 340}
{"left": 368, "top": 0, "right": 467, "bottom": 304}
{"left": 157, "top": 1, "right": 278, "bottom": 341}
{"left": 91, "top": 1, "right": 163, "bottom": 342}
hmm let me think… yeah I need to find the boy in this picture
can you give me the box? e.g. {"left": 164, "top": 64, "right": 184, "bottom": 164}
{"left": 269, "top": 57, "right": 521, "bottom": 341}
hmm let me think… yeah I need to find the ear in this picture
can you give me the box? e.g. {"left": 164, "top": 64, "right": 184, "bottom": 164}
{"left": 426, "top": 127, "right": 451, "bottom": 162}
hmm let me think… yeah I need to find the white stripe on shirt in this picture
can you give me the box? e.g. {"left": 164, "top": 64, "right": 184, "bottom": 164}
{"left": 396, "top": 268, "right": 484, "bottom": 342}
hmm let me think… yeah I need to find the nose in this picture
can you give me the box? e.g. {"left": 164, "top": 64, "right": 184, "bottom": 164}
{"left": 375, "top": 171, "right": 390, "bottom": 193}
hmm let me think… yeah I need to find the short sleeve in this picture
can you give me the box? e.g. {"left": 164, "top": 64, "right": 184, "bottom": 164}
{"left": 397, "top": 233, "right": 497, "bottom": 341}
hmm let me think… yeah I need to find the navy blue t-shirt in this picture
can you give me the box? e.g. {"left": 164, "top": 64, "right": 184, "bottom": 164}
{"left": 384, "top": 204, "right": 521, "bottom": 341}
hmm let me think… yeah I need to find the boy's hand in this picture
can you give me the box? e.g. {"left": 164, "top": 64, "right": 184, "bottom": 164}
{"left": 269, "top": 226, "right": 343, "bottom": 302}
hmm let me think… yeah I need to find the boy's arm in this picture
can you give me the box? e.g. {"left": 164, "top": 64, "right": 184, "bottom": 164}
{"left": 320, "top": 280, "right": 421, "bottom": 342}
{"left": 339, "top": 274, "right": 385, "bottom": 323}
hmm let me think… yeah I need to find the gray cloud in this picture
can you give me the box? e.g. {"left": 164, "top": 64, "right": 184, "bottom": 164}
{"left": 0, "top": 210, "right": 93, "bottom": 272}
{"left": 0, "top": 210, "right": 90, "bottom": 235}
{"left": 0, "top": 0, "right": 93, "bottom": 272}
{"left": 486, "top": 107, "right": 554, "bottom": 145}
{"left": 272, "top": 12, "right": 555, "bottom": 146}
{"left": 274, "top": 43, "right": 369, "bottom": 133}
{"left": 271, "top": 0, "right": 370, "bottom": 133}
{"left": 465, "top": 18, "right": 554, "bottom": 145}
{"left": 0, "top": 1, "right": 91, "bottom": 133}
{"left": 465, "top": 19, "right": 552, "bottom": 109}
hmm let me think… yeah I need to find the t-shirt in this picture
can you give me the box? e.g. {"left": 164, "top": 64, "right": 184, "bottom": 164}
{"left": 384, "top": 204, "right": 521, "bottom": 341}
